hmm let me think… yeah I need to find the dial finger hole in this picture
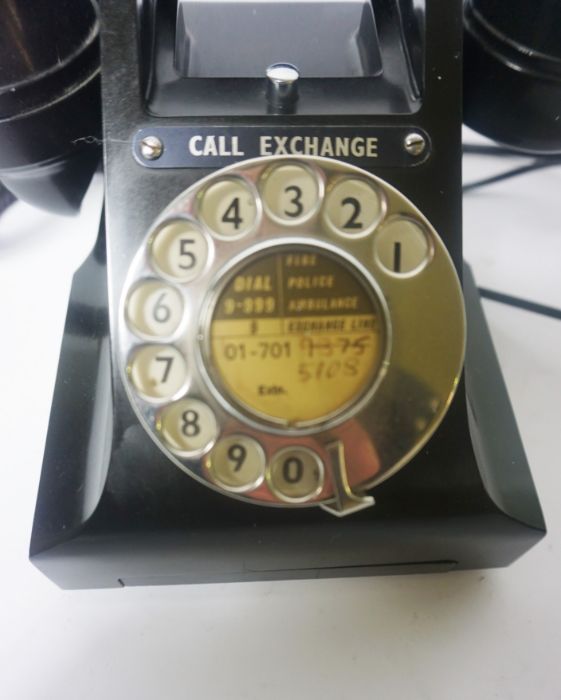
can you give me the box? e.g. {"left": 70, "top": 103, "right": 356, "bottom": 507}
{"left": 128, "top": 345, "right": 188, "bottom": 401}
{"left": 374, "top": 217, "right": 432, "bottom": 276}
{"left": 323, "top": 177, "right": 384, "bottom": 238}
{"left": 126, "top": 280, "right": 184, "bottom": 338}
{"left": 199, "top": 177, "right": 258, "bottom": 238}
{"left": 157, "top": 399, "right": 218, "bottom": 455}
{"left": 267, "top": 447, "right": 325, "bottom": 503}
{"left": 260, "top": 162, "right": 321, "bottom": 224}
{"left": 205, "top": 435, "right": 266, "bottom": 492}
{"left": 150, "top": 220, "right": 209, "bottom": 282}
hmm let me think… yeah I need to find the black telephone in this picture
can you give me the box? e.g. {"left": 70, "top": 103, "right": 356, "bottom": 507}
{"left": 2, "top": 0, "right": 557, "bottom": 588}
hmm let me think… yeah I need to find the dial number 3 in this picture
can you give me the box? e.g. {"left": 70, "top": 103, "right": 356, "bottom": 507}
{"left": 284, "top": 185, "right": 304, "bottom": 218}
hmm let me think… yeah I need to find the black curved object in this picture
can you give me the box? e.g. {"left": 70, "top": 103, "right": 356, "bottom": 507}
{"left": 0, "top": 0, "right": 102, "bottom": 214}
{"left": 463, "top": 0, "right": 561, "bottom": 154}
{"left": 28, "top": 0, "right": 545, "bottom": 589}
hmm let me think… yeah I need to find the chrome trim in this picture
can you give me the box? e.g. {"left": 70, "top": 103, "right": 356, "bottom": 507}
{"left": 116, "top": 155, "right": 466, "bottom": 514}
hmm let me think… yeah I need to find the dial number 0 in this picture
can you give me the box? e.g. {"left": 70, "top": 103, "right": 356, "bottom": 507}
{"left": 282, "top": 456, "right": 304, "bottom": 484}
{"left": 268, "top": 448, "right": 324, "bottom": 502}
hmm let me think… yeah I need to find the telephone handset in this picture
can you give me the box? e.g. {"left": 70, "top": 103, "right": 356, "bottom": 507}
{"left": 2, "top": 0, "right": 547, "bottom": 587}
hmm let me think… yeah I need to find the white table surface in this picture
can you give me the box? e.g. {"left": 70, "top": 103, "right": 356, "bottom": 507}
{"left": 1, "top": 131, "right": 560, "bottom": 699}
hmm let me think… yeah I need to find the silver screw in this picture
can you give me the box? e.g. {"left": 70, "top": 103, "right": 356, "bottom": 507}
{"left": 139, "top": 135, "right": 163, "bottom": 160}
{"left": 403, "top": 132, "right": 427, "bottom": 157}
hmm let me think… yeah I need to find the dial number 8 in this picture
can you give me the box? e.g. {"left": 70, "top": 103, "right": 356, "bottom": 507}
{"left": 181, "top": 409, "right": 200, "bottom": 437}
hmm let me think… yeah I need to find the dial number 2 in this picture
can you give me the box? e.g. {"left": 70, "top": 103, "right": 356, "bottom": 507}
{"left": 324, "top": 178, "right": 383, "bottom": 237}
{"left": 341, "top": 196, "right": 363, "bottom": 230}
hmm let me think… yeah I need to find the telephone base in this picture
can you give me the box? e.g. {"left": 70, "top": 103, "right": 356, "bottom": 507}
{"left": 29, "top": 223, "right": 545, "bottom": 589}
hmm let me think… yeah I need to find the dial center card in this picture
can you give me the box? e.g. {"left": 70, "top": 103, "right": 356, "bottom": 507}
{"left": 208, "top": 245, "right": 386, "bottom": 427}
